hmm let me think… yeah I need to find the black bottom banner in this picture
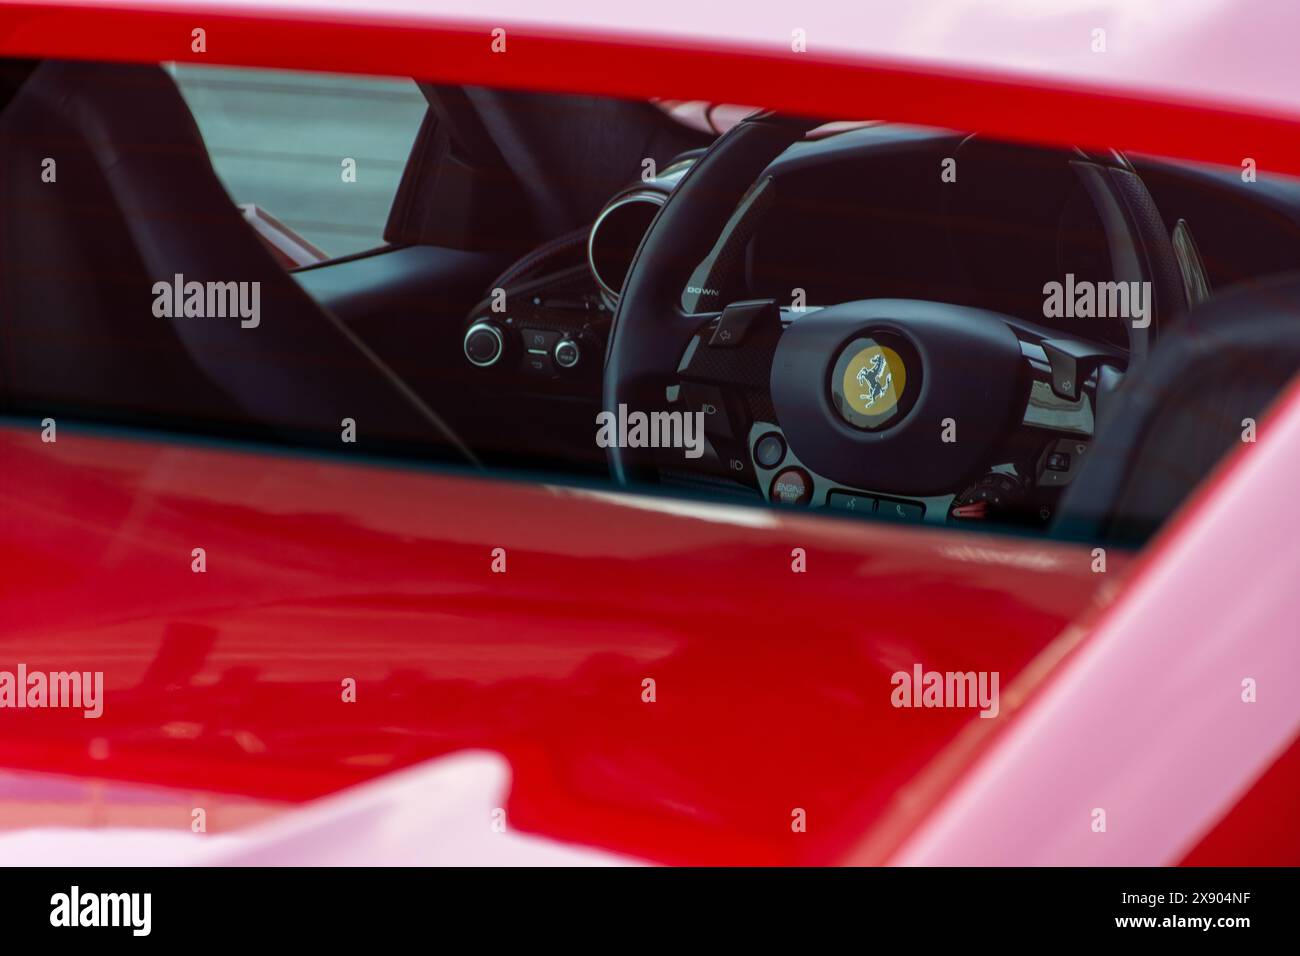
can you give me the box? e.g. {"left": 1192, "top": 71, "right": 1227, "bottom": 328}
{"left": 0, "top": 866, "right": 1292, "bottom": 942}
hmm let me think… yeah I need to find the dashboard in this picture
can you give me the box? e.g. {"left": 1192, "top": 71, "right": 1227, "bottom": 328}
{"left": 454, "top": 122, "right": 1300, "bottom": 527}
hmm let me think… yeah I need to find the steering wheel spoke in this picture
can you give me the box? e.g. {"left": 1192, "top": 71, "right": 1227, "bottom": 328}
{"left": 660, "top": 299, "right": 787, "bottom": 487}
{"left": 1012, "top": 328, "right": 1127, "bottom": 494}
{"left": 676, "top": 299, "right": 783, "bottom": 387}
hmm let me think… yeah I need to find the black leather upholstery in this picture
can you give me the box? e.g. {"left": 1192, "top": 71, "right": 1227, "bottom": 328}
{"left": 1055, "top": 271, "right": 1300, "bottom": 543}
{"left": 0, "top": 61, "right": 468, "bottom": 459}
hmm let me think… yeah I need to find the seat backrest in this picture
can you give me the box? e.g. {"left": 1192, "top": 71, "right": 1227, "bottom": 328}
{"left": 0, "top": 60, "right": 459, "bottom": 456}
{"left": 1054, "top": 271, "right": 1300, "bottom": 543}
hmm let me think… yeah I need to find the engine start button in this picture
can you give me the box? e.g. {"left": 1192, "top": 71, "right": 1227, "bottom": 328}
{"left": 769, "top": 467, "right": 812, "bottom": 505}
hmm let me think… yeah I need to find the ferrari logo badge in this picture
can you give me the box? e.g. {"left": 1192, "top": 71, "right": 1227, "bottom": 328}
{"left": 842, "top": 344, "right": 905, "bottom": 420}
{"left": 856, "top": 353, "right": 892, "bottom": 408}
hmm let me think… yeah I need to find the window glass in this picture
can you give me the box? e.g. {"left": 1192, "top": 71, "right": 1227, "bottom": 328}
{"left": 170, "top": 64, "right": 427, "bottom": 258}
{"left": 2, "top": 57, "right": 1296, "bottom": 550}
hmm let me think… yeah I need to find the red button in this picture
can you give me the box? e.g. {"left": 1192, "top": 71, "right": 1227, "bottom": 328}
{"left": 769, "top": 467, "right": 812, "bottom": 505}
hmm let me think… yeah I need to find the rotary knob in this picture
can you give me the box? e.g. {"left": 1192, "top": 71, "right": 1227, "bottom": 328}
{"left": 554, "top": 338, "right": 580, "bottom": 369}
{"left": 464, "top": 321, "right": 505, "bottom": 367}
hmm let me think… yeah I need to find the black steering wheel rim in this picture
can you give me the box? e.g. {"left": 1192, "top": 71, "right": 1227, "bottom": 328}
{"left": 603, "top": 112, "right": 819, "bottom": 485}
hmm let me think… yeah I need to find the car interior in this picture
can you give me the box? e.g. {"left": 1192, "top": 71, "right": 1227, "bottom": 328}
{"left": 3, "top": 58, "right": 1300, "bottom": 547}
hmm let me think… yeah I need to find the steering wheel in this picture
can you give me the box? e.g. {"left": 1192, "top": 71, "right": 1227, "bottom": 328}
{"left": 604, "top": 112, "right": 1187, "bottom": 515}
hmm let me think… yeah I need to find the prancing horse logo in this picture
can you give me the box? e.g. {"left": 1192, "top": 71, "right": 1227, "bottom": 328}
{"left": 837, "top": 340, "right": 906, "bottom": 428}
{"left": 856, "top": 353, "right": 892, "bottom": 408}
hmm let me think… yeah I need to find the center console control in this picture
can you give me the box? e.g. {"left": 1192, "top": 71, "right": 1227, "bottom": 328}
{"left": 464, "top": 322, "right": 505, "bottom": 367}
{"left": 461, "top": 265, "right": 607, "bottom": 390}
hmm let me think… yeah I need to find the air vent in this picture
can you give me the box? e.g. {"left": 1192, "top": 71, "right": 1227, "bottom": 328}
{"left": 587, "top": 192, "right": 666, "bottom": 301}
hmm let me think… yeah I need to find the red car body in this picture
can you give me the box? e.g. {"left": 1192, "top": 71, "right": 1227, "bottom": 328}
{"left": 0, "top": 0, "right": 1297, "bottom": 866}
